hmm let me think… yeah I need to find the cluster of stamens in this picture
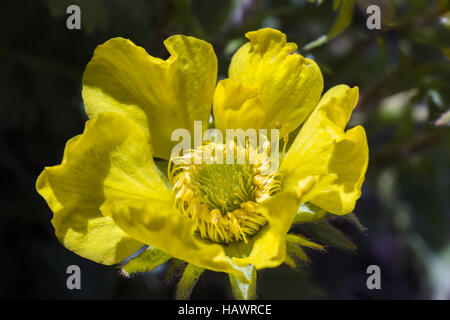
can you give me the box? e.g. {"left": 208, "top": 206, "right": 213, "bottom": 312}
{"left": 168, "top": 142, "right": 281, "bottom": 243}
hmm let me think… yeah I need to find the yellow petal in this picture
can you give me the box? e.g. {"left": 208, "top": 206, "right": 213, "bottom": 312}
{"left": 310, "top": 126, "right": 368, "bottom": 214}
{"left": 232, "top": 191, "right": 303, "bottom": 269}
{"left": 103, "top": 199, "right": 248, "bottom": 283}
{"left": 214, "top": 28, "right": 323, "bottom": 136}
{"left": 82, "top": 36, "right": 217, "bottom": 159}
{"left": 36, "top": 112, "right": 171, "bottom": 265}
{"left": 213, "top": 79, "right": 267, "bottom": 131}
{"left": 227, "top": 177, "right": 320, "bottom": 270}
{"left": 281, "top": 85, "right": 369, "bottom": 215}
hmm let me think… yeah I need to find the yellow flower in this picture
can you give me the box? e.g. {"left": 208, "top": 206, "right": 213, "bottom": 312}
{"left": 36, "top": 28, "right": 368, "bottom": 294}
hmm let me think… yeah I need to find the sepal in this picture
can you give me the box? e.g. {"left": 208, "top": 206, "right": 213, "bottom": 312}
{"left": 121, "top": 246, "right": 171, "bottom": 277}
{"left": 228, "top": 264, "right": 257, "bottom": 300}
{"left": 176, "top": 264, "right": 205, "bottom": 300}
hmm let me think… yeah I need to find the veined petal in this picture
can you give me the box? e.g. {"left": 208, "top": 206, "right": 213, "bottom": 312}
{"left": 82, "top": 35, "right": 217, "bottom": 159}
{"left": 214, "top": 28, "right": 323, "bottom": 137}
{"left": 36, "top": 112, "right": 171, "bottom": 265}
{"left": 281, "top": 85, "right": 369, "bottom": 215}
{"left": 103, "top": 200, "right": 248, "bottom": 283}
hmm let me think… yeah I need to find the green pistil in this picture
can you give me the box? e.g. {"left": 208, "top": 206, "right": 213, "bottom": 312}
{"left": 191, "top": 163, "right": 256, "bottom": 213}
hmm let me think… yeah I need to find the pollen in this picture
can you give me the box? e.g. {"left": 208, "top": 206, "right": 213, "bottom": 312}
{"left": 168, "top": 142, "right": 281, "bottom": 243}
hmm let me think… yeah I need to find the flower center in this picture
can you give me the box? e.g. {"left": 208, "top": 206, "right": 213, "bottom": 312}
{"left": 192, "top": 163, "right": 255, "bottom": 213}
{"left": 168, "top": 142, "right": 281, "bottom": 243}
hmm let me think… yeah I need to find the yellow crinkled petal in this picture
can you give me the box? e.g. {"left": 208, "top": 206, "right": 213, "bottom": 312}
{"left": 82, "top": 35, "right": 217, "bottom": 159}
{"left": 36, "top": 112, "right": 172, "bottom": 265}
{"left": 310, "top": 126, "right": 368, "bottom": 214}
{"left": 103, "top": 200, "right": 248, "bottom": 283}
{"left": 281, "top": 85, "right": 369, "bottom": 215}
{"left": 213, "top": 28, "right": 323, "bottom": 137}
{"left": 213, "top": 79, "right": 267, "bottom": 131}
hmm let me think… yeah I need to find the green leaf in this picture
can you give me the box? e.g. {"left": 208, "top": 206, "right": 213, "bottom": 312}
{"left": 121, "top": 246, "right": 171, "bottom": 277}
{"left": 293, "top": 202, "right": 328, "bottom": 223}
{"left": 229, "top": 264, "right": 257, "bottom": 300}
{"left": 287, "top": 242, "right": 308, "bottom": 260}
{"left": 284, "top": 254, "right": 297, "bottom": 268}
{"left": 303, "top": 35, "right": 329, "bottom": 51}
{"left": 285, "top": 241, "right": 309, "bottom": 269}
{"left": 286, "top": 233, "right": 324, "bottom": 251}
{"left": 176, "top": 264, "right": 205, "bottom": 300}
{"left": 339, "top": 213, "right": 367, "bottom": 233}
{"left": 333, "top": 0, "right": 342, "bottom": 11}
{"left": 304, "top": 0, "right": 356, "bottom": 50}
{"left": 327, "top": 0, "right": 356, "bottom": 38}
{"left": 300, "top": 221, "right": 357, "bottom": 250}
{"left": 164, "top": 259, "right": 186, "bottom": 282}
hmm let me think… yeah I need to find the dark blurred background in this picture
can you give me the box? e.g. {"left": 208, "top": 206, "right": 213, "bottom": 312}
{"left": 0, "top": 0, "right": 449, "bottom": 299}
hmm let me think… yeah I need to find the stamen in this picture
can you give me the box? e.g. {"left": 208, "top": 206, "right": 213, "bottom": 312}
{"left": 169, "top": 143, "right": 282, "bottom": 243}
{"left": 281, "top": 134, "right": 289, "bottom": 164}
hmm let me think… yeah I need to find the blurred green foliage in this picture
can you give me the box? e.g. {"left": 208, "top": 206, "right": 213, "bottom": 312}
{"left": 0, "top": 0, "right": 449, "bottom": 299}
